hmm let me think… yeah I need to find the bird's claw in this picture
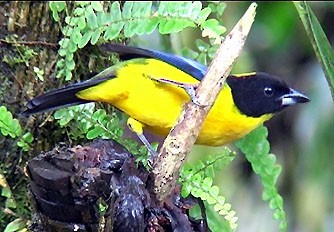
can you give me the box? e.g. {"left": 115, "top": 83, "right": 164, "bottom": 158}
{"left": 151, "top": 77, "right": 204, "bottom": 106}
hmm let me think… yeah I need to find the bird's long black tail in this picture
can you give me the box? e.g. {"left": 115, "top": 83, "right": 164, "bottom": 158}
{"left": 22, "top": 77, "right": 111, "bottom": 116}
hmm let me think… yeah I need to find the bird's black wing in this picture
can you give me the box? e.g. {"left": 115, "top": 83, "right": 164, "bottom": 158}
{"left": 101, "top": 43, "right": 207, "bottom": 81}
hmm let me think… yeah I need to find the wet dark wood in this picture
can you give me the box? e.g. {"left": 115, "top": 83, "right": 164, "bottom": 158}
{"left": 27, "top": 140, "right": 210, "bottom": 232}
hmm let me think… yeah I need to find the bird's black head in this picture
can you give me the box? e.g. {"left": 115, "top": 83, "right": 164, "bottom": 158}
{"left": 226, "top": 72, "right": 310, "bottom": 117}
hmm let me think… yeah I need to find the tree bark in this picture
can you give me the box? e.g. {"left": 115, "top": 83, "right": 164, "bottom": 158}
{"left": 0, "top": 1, "right": 61, "bottom": 155}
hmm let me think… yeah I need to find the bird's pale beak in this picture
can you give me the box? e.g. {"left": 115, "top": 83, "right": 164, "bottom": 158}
{"left": 279, "top": 88, "right": 310, "bottom": 106}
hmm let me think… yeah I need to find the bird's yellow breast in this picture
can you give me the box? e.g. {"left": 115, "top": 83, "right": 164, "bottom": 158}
{"left": 77, "top": 59, "right": 272, "bottom": 146}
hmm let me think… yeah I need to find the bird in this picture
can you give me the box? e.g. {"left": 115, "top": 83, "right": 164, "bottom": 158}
{"left": 23, "top": 44, "right": 309, "bottom": 154}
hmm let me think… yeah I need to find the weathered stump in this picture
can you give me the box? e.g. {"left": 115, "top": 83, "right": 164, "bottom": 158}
{"left": 27, "top": 140, "right": 209, "bottom": 232}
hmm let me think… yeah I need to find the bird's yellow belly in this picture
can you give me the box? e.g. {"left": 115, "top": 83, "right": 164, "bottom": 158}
{"left": 121, "top": 84, "right": 270, "bottom": 146}
{"left": 78, "top": 59, "right": 272, "bottom": 146}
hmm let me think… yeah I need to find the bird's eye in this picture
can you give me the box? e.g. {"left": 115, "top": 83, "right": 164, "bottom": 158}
{"left": 264, "top": 87, "right": 274, "bottom": 97}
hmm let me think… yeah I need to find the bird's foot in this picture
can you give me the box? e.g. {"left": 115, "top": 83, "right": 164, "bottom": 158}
{"left": 152, "top": 77, "right": 202, "bottom": 106}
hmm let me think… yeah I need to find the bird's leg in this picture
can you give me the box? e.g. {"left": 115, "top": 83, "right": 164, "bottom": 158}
{"left": 149, "top": 76, "right": 201, "bottom": 105}
{"left": 127, "top": 117, "right": 156, "bottom": 167}
{"left": 157, "top": 78, "right": 199, "bottom": 100}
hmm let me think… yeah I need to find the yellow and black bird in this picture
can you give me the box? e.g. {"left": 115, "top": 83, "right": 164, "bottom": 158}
{"left": 23, "top": 44, "right": 309, "bottom": 151}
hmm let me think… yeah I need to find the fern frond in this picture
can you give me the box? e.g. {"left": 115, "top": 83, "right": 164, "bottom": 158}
{"left": 0, "top": 106, "right": 33, "bottom": 151}
{"left": 179, "top": 149, "right": 237, "bottom": 231}
{"left": 235, "top": 125, "right": 287, "bottom": 231}
{"left": 53, "top": 104, "right": 150, "bottom": 164}
{"left": 49, "top": 1, "right": 226, "bottom": 80}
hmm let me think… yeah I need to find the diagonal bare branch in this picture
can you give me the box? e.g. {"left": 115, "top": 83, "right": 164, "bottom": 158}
{"left": 150, "top": 3, "right": 258, "bottom": 203}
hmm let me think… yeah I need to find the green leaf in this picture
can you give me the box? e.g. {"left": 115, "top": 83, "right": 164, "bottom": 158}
{"left": 65, "top": 52, "right": 73, "bottom": 61}
{"left": 0, "top": 106, "right": 22, "bottom": 138}
{"left": 86, "top": 126, "right": 105, "bottom": 139}
{"left": 181, "top": 47, "right": 199, "bottom": 60}
{"left": 199, "top": 191, "right": 209, "bottom": 201}
{"left": 236, "top": 126, "right": 269, "bottom": 155}
{"left": 65, "top": 57, "right": 75, "bottom": 70}
{"left": 68, "top": 40, "right": 78, "bottom": 53}
{"left": 109, "top": 1, "right": 122, "bottom": 21}
{"left": 58, "top": 48, "right": 66, "bottom": 57}
{"left": 159, "top": 19, "right": 195, "bottom": 34}
{"left": 64, "top": 16, "right": 72, "bottom": 25}
{"left": 132, "top": 1, "right": 152, "bottom": 17}
{"left": 124, "top": 20, "right": 140, "bottom": 37}
{"left": 217, "top": 195, "right": 226, "bottom": 205}
{"left": 196, "top": 7, "right": 211, "bottom": 24}
{"left": 17, "top": 141, "right": 28, "bottom": 151}
{"left": 51, "top": 11, "right": 59, "bottom": 22}
{"left": 4, "top": 218, "right": 26, "bottom": 232}
{"left": 59, "top": 38, "right": 70, "bottom": 48}
{"left": 49, "top": 2, "right": 56, "bottom": 12}
{"left": 71, "top": 27, "right": 82, "bottom": 44}
{"left": 171, "top": 2, "right": 191, "bottom": 17}
{"left": 209, "top": 185, "right": 219, "bottom": 198}
{"left": 49, "top": 1, "right": 66, "bottom": 22}
{"left": 55, "top": 1, "right": 66, "bottom": 12}
{"left": 180, "top": 181, "right": 191, "bottom": 197}
{"left": 294, "top": 1, "right": 334, "bottom": 100}
{"left": 197, "top": 53, "right": 207, "bottom": 66}
{"left": 62, "top": 26, "right": 73, "bottom": 36}
{"left": 85, "top": 5, "right": 98, "bottom": 29}
{"left": 142, "top": 18, "right": 159, "bottom": 34}
{"left": 92, "top": 109, "right": 107, "bottom": 121}
{"left": 191, "top": 186, "right": 202, "bottom": 198}
{"left": 202, "top": 177, "right": 213, "bottom": 190}
{"left": 191, "top": 173, "right": 202, "bottom": 186}
{"left": 56, "top": 68, "right": 64, "bottom": 79}
{"left": 122, "top": 1, "right": 133, "bottom": 19}
{"left": 77, "top": 1, "right": 90, "bottom": 7}
{"left": 90, "top": 29, "right": 101, "bottom": 45}
{"left": 157, "top": 2, "right": 168, "bottom": 16}
{"left": 196, "top": 39, "right": 210, "bottom": 52}
{"left": 103, "top": 22, "right": 124, "bottom": 40}
{"left": 77, "top": 16, "right": 86, "bottom": 29}
{"left": 5, "top": 198, "right": 16, "bottom": 209}
{"left": 96, "top": 11, "right": 107, "bottom": 26}
{"left": 22, "top": 132, "right": 34, "bottom": 143}
{"left": 65, "top": 70, "right": 72, "bottom": 81}
{"left": 1, "top": 184, "right": 12, "bottom": 200}
{"left": 68, "top": 17, "right": 79, "bottom": 27}
{"left": 187, "top": 1, "right": 202, "bottom": 19}
{"left": 213, "top": 202, "right": 224, "bottom": 212}
{"left": 201, "top": 18, "right": 226, "bottom": 39}
{"left": 74, "top": 7, "right": 85, "bottom": 16}
{"left": 208, "top": 44, "right": 220, "bottom": 58}
{"left": 204, "top": 203, "right": 237, "bottom": 232}
{"left": 91, "top": 1, "right": 103, "bottom": 12}
{"left": 208, "top": 2, "right": 226, "bottom": 16}
{"left": 54, "top": 108, "right": 75, "bottom": 126}
{"left": 216, "top": 2, "right": 227, "bottom": 16}
{"left": 78, "top": 30, "right": 93, "bottom": 48}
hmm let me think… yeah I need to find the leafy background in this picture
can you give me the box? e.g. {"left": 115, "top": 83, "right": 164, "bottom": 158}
{"left": 0, "top": 1, "right": 333, "bottom": 232}
{"left": 214, "top": 2, "right": 334, "bottom": 232}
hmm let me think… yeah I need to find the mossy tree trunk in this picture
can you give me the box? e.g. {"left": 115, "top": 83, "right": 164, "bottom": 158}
{"left": 1, "top": 2, "right": 62, "bottom": 154}
{"left": 1, "top": 3, "right": 63, "bottom": 231}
